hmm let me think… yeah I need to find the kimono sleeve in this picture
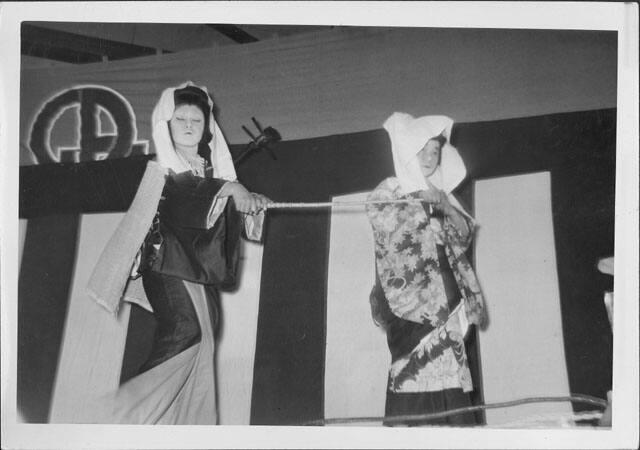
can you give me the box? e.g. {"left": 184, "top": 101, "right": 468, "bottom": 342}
{"left": 442, "top": 193, "right": 476, "bottom": 253}
{"left": 365, "top": 177, "right": 404, "bottom": 233}
{"left": 204, "top": 186, "right": 265, "bottom": 243}
{"left": 147, "top": 172, "right": 243, "bottom": 289}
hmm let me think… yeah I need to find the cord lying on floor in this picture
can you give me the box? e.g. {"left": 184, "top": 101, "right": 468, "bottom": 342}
{"left": 303, "top": 394, "right": 608, "bottom": 426}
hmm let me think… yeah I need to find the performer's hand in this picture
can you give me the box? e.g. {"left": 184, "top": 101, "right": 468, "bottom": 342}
{"left": 421, "top": 180, "right": 455, "bottom": 215}
{"left": 417, "top": 183, "right": 441, "bottom": 205}
{"left": 250, "top": 193, "right": 272, "bottom": 213}
{"left": 221, "top": 182, "right": 261, "bottom": 214}
{"left": 423, "top": 180, "right": 469, "bottom": 236}
{"left": 433, "top": 190, "right": 454, "bottom": 216}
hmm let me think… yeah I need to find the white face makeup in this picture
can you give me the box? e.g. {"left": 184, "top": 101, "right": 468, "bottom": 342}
{"left": 169, "top": 104, "right": 205, "bottom": 152}
{"left": 417, "top": 139, "right": 442, "bottom": 179}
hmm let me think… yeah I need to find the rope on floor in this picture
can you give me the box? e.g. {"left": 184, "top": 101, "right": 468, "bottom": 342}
{"left": 303, "top": 393, "right": 608, "bottom": 426}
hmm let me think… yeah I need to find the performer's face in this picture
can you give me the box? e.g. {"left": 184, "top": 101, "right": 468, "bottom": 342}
{"left": 170, "top": 104, "right": 205, "bottom": 150}
{"left": 417, "top": 139, "right": 442, "bottom": 178}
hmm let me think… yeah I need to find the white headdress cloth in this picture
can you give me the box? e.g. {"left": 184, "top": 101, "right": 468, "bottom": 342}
{"left": 383, "top": 112, "right": 466, "bottom": 194}
{"left": 152, "top": 81, "right": 237, "bottom": 181}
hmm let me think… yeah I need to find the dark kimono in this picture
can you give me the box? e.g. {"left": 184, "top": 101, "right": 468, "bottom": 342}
{"left": 366, "top": 177, "right": 485, "bottom": 426}
{"left": 136, "top": 170, "right": 243, "bottom": 374}
{"left": 89, "top": 170, "right": 250, "bottom": 425}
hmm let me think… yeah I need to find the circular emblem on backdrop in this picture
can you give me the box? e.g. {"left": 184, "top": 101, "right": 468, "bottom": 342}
{"left": 29, "top": 85, "right": 149, "bottom": 164}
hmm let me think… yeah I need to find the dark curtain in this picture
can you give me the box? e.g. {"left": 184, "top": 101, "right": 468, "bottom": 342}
{"left": 453, "top": 109, "right": 615, "bottom": 409}
{"left": 17, "top": 214, "right": 80, "bottom": 423}
{"left": 240, "top": 109, "right": 615, "bottom": 424}
{"left": 17, "top": 109, "right": 615, "bottom": 424}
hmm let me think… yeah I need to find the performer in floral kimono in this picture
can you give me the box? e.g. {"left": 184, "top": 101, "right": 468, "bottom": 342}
{"left": 366, "top": 112, "right": 487, "bottom": 426}
{"left": 85, "top": 82, "right": 268, "bottom": 424}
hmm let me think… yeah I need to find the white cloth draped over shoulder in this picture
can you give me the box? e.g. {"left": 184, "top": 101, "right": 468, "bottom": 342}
{"left": 86, "top": 161, "right": 165, "bottom": 315}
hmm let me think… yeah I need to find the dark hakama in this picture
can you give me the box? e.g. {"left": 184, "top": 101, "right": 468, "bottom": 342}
{"left": 374, "top": 245, "right": 476, "bottom": 426}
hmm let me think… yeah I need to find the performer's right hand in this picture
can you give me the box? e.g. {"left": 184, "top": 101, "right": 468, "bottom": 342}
{"left": 416, "top": 188, "right": 441, "bottom": 205}
{"left": 251, "top": 193, "right": 272, "bottom": 212}
{"left": 221, "top": 182, "right": 261, "bottom": 214}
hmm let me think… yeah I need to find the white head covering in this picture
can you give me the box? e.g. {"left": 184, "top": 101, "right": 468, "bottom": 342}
{"left": 151, "top": 81, "right": 237, "bottom": 181}
{"left": 383, "top": 112, "right": 466, "bottom": 194}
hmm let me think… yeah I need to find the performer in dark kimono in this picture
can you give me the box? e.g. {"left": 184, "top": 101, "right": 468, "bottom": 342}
{"left": 85, "top": 82, "right": 268, "bottom": 424}
{"left": 366, "top": 112, "right": 486, "bottom": 426}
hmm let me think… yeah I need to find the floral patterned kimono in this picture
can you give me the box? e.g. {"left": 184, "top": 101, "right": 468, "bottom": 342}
{"left": 367, "top": 112, "right": 486, "bottom": 426}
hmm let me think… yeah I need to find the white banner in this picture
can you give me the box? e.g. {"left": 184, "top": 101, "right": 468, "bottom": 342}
{"left": 20, "top": 28, "right": 617, "bottom": 166}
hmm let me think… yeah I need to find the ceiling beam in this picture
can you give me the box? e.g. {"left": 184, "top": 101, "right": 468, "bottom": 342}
{"left": 207, "top": 24, "right": 259, "bottom": 44}
{"left": 21, "top": 23, "right": 171, "bottom": 63}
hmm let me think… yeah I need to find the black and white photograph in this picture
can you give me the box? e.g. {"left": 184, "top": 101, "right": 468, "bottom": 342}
{"left": 1, "top": 2, "right": 638, "bottom": 449}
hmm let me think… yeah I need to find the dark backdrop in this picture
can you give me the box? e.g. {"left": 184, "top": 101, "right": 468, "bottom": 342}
{"left": 18, "top": 108, "right": 615, "bottom": 423}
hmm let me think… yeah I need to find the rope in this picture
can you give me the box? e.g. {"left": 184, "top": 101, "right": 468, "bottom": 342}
{"left": 264, "top": 198, "right": 428, "bottom": 210}
{"left": 260, "top": 203, "right": 609, "bottom": 428}
{"left": 494, "top": 410, "right": 603, "bottom": 428}
{"left": 303, "top": 394, "right": 608, "bottom": 426}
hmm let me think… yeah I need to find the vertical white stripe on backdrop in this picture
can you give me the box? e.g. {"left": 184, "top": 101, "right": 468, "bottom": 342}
{"left": 49, "top": 212, "right": 131, "bottom": 423}
{"left": 217, "top": 240, "right": 263, "bottom": 425}
{"left": 325, "top": 192, "right": 389, "bottom": 425}
{"left": 474, "top": 172, "right": 572, "bottom": 426}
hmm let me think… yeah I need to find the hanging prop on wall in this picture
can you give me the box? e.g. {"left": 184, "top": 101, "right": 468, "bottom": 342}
{"left": 234, "top": 117, "right": 281, "bottom": 165}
